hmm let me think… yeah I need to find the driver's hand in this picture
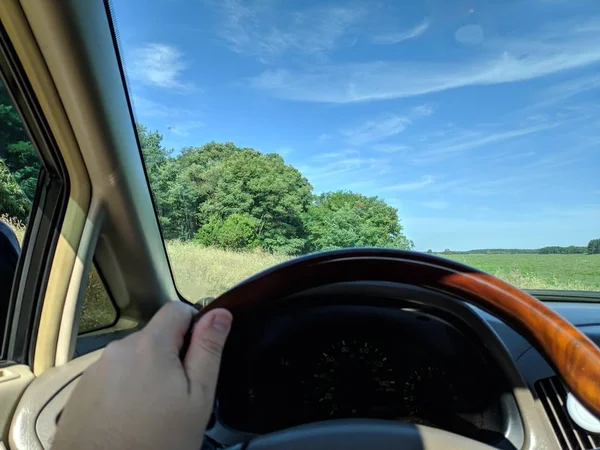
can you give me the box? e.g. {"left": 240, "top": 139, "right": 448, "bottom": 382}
{"left": 52, "top": 302, "right": 232, "bottom": 450}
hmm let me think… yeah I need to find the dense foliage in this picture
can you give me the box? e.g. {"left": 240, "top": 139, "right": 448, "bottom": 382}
{"left": 138, "top": 126, "right": 413, "bottom": 254}
{"left": 589, "top": 239, "right": 600, "bottom": 255}
{"left": 305, "top": 191, "right": 413, "bottom": 251}
{"left": 0, "top": 84, "right": 38, "bottom": 220}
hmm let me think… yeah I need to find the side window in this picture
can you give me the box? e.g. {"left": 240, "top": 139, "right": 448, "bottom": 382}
{"left": 1, "top": 76, "right": 116, "bottom": 338}
{"left": 79, "top": 264, "right": 118, "bottom": 334}
{"left": 0, "top": 79, "right": 41, "bottom": 342}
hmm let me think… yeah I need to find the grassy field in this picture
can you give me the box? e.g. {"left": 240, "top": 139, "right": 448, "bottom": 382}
{"left": 3, "top": 216, "right": 599, "bottom": 332}
{"left": 166, "top": 242, "right": 600, "bottom": 300}
{"left": 441, "top": 253, "right": 600, "bottom": 291}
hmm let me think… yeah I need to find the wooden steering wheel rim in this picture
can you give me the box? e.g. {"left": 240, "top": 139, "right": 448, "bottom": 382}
{"left": 203, "top": 248, "right": 600, "bottom": 417}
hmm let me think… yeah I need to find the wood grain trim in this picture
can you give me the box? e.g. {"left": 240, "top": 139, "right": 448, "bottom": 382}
{"left": 202, "top": 248, "right": 600, "bottom": 418}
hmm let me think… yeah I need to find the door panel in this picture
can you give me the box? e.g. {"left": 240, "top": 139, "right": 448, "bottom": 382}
{"left": 8, "top": 350, "right": 101, "bottom": 450}
{"left": 0, "top": 365, "right": 33, "bottom": 445}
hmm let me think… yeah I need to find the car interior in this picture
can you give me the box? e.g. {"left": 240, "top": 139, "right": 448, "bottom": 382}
{"left": 0, "top": 1, "right": 599, "bottom": 450}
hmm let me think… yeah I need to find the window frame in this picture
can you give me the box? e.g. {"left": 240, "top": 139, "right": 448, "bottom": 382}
{"left": 105, "top": 0, "right": 186, "bottom": 303}
{"left": 0, "top": 21, "right": 69, "bottom": 365}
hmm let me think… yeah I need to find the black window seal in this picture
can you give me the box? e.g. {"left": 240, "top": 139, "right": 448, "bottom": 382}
{"left": 0, "top": 20, "right": 70, "bottom": 365}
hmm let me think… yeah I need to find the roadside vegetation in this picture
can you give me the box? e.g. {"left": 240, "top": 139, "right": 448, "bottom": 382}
{"left": 167, "top": 244, "right": 600, "bottom": 300}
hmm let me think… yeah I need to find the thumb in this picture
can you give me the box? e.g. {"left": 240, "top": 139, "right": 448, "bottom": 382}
{"left": 184, "top": 308, "right": 232, "bottom": 402}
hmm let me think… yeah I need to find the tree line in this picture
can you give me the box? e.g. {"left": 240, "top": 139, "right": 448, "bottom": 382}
{"left": 138, "top": 125, "right": 413, "bottom": 254}
{"left": 0, "top": 81, "right": 598, "bottom": 256}
{"left": 435, "top": 243, "right": 600, "bottom": 255}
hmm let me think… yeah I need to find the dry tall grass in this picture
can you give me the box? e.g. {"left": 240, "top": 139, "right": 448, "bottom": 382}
{"left": 166, "top": 246, "right": 599, "bottom": 298}
{"left": 1, "top": 214, "right": 25, "bottom": 243}
{"left": 166, "top": 240, "right": 289, "bottom": 300}
{"left": 2, "top": 216, "right": 598, "bottom": 331}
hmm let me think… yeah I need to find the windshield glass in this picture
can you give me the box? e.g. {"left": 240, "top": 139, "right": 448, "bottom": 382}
{"left": 111, "top": 0, "right": 600, "bottom": 300}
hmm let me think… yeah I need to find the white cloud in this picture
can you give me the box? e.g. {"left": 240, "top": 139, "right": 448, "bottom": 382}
{"left": 298, "top": 157, "right": 365, "bottom": 183}
{"left": 215, "top": 0, "right": 363, "bottom": 62}
{"left": 131, "top": 95, "right": 194, "bottom": 118}
{"left": 317, "top": 133, "right": 332, "bottom": 141}
{"left": 422, "top": 201, "right": 449, "bottom": 210}
{"left": 167, "top": 121, "right": 205, "bottom": 137}
{"left": 373, "top": 19, "right": 429, "bottom": 45}
{"left": 530, "top": 74, "right": 600, "bottom": 109}
{"left": 341, "top": 104, "right": 434, "bottom": 146}
{"left": 250, "top": 18, "right": 600, "bottom": 103}
{"left": 412, "top": 121, "right": 565, "bottom": 163}
{"left": 372, "top": 144, "right": 411, "bottom": 153}
{"left": 296, "top": 155, "right": 393, "bottom": 192}
{"left": 342, "top": 114, "right": 411, "bottom": 146}
{"left": 313, "top": 149, "right": 359, "bottom": 161}
{"left": 131, "top": 95, "right": 204, "bottom": 137}
{"left": 129, "top": 44, "right": 194, "bottom": 92}
{"left": 381, "top": 175, "right": 435, "bottom": 192}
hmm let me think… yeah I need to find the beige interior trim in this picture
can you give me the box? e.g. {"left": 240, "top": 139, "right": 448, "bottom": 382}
{"left": 2, "top": 0, "right": 179, "bottom": 375}
{"left": 9, "top": 350, "right": 103, "bottom": 450}
{"left": 0, "top": 365, "right": 34, "bottom": 444}
{"left": 0, "top": 0, "right": 91, "bottom": 375}
{"left": 15, "top": 0, "right": 178, "bottom": 366}
{"left": 55, "top": 196, "right": 104, "bottom": 366}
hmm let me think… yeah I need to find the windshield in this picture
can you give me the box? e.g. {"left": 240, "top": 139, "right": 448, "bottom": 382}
{"left": 111, "top": 0, "right": 600, "bottom": 300}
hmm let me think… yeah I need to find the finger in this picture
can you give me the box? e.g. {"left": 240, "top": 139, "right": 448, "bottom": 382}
{"left": 144, "top": 301, "right": 196, "bottom": 349}
{"left": 184, "top": 308, "right": 232, "bottom": 401}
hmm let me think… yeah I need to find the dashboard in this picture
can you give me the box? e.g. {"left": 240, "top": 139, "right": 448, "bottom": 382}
{"left": 18, "top": 283, "right": 600, "bottom": 450}
{"left": 215, "top": 286, "right": 522, "bottom": 447}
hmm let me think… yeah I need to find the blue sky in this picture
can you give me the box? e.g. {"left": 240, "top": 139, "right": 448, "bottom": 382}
{"left": 111, "top": 0, "right": 600, "bottom": 251}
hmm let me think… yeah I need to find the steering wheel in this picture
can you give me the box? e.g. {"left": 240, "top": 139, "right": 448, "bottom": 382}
{"left": 197, "top": 249, "right": 600, "bottom": 450}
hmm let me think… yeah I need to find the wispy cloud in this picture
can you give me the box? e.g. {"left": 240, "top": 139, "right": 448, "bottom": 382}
{"left": 131, "top": 95, "right": 204, "bottom": 137}
{"left": 313, "top": 149, "right": 359, "bottom": 161}
{"left": 167, "top": 121, "right": 205, "bottom": 137}
{"left": 298, "top": 157, "right": 366, "bottom": 184}
{"left": 528, "top": 74, "right": 600, "bottom": 110}
{"left": 317, "top": 133, "right": 332, "bottom": 141}
{"left": 131, "top": 95, "right": 194, "bottom": 118}
{"left": 215, "top": 0, "right": 363, "bottom": 62}
{"left": 342, "top": 104, "right": 434, "bottom": 146}
{"left": 372, "top": 144, "right": 411, "bottom": 153}
{"left": 342, "top": 114, "right": 411, "bottom": 146}
{"left": 250, "top": 17, "right": 600, "bottom": 103}
{"left": 381, "top": 175, "right": 435, "bottom": 192}
{"left": 129, "top": 44, "right": 194, "bottom": 92}
{"left": 373, "top": 19, "right": 429, "bottom": 45}
{"left": 422, "top": 200, "right": 449, "bottom": 210}
{"left": 412, "top": 121, "right": 564, "bottom": 163}
{"left": 297, "top": 154, "right": 394, "bottom": 192}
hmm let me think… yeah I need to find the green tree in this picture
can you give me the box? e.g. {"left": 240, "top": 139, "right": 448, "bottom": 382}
{"left": 167, "top": 142, "right": 242, "bottom": 240}
{"left": 0, "top": 83, "right": 40, "bottom": 200}
{"left": 133, "top": 125, "right": 417, "bottom": 254}
{"left": 198, "top": 150, "right": 312, "bottom": 254}
{"left": 137, "top": 124, "right": 170, "bottom": 177}
{"left": 137, "top": 124, "right": 198, "bottom": 240}
{"left": 195, "top": 215, "right": 223, "bottom": 247}
{"left": 196, "top": 213, "right": 259, "bottom": 251}
{"left": 304, "top": 191, "right": 413, "bottom": 252}
{"left": 588, "top": 239, "right": 600, "bottom": 255}
{"left": 0, "top": 159, "right": 31, "bottom": 221}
